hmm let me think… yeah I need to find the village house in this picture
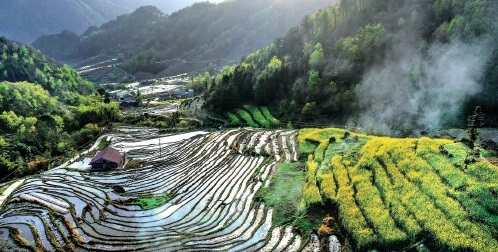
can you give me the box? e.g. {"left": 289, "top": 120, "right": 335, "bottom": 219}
{"left": 90, "top": 147, "right": 126, "bottom": 170}
{"left": 109, "top": 90, "right": 135, "bottom": 102}
{"left": 156, "top": 89, "right": 194, "bottom": 101}
{"left": 170, "top": 89, "right": 196, "bottom": 99}
{"left": 110, "top": 90, "right": 139, "bottom": 108}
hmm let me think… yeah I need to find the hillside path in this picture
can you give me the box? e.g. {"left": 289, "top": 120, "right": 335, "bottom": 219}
{"left": 0, "top": 179, "right": 25, "bottom": 208}
{"left": 56, "top": 134, "right": 110, "bottom": 169}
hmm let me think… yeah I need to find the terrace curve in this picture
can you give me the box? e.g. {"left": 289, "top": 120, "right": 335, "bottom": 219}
{"left": 0, "top": 127, "right": 308, "bottom": 251}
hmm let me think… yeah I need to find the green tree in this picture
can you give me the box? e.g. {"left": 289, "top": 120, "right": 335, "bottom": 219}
{"left": 301, "top": 102, "right": 317, "bottom": 119}
{"left": 97, "top": 88, "right": 106, "bottom": 96}
{"left": 254, "top": 57, "right": 282, "bottom": 105}
{"left": 309, "top": 42, "right": 324, "bottom": 70}
{"left": 467, "top": 106, "right": 484, "bottom": 151}
{"left": 104, "top": 93, "right": 111, "bottom": 104}
{"left": 342, "top": 23, "right": 389, "bottom": 69}
{"left": 308, "top": 71, "right": 322, "bottom": 101}
{"left": 0, "top": 111, "right": 22, "bottom": 133}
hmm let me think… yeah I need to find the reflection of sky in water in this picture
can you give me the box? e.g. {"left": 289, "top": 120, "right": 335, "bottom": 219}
{"left": 0, "top": 128, "right": 301, "bottom": 250}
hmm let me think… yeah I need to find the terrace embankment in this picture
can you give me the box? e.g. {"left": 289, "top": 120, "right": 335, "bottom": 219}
{"left": 0, "top": 127, "right": 313, "bottom": 251}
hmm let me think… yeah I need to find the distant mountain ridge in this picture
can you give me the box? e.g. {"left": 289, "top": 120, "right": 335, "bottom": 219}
{"left": 32, "top": 0, "right": 334, "bottom": 76}
{"left": 0, "top": 0, "right": 224, "bottom": 44}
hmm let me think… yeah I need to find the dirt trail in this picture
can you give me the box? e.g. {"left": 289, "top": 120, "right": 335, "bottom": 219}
{"left": 0, "top": 179, "right": 25, "bottom": 208}
{"left": 484, "top": 157, "right": 498, "bottom": 168}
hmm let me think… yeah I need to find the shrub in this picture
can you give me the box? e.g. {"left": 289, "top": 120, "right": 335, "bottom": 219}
{"left": 269, "top": 118, "right": 281, "bottom": 129}
{"left": 125, "top": 159, "right": 145, "bottom": 169}
{"left": 286, "top": 121, "right": 293, "bottom": 129}
{"left": 27, "top": 158, "right": 49, "bottom": 174}
{"left": 318, "top": 224, "right": 331, "bottom": 236}
{"left": 178, "top": 120, "right": 189, "bottom": 128}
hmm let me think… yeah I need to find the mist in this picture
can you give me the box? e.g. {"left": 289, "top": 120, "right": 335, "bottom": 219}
{"left": 354, "top": 38, "right": 492, "bottom": 136}
{"left": 129, "top": 0, "right": 226, "bottom": 13}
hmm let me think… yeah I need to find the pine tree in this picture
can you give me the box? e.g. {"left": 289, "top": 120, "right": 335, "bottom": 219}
{"left": 467, "top": 106, "right": 484, "bottom": 151}
{"left": 465, "top": 106, "right": 485, "bottom": 169}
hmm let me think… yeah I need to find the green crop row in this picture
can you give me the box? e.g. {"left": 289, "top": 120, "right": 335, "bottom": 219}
{"left": 243, "top": 105, "right": 270, "bottom": 128}
{"left": 416, "top": 139, "right": 498, "bottom": 240}
{"left": 301, "top": 155, "right": 322, "bottom": 208}
{"left": 368, "top": 157, "right": 423, "bottom": 239}
{"left": 331, "top": 155, "right": 377, "bottom": 249}
{"left": 358, "top": 138, "right": 422, "bottom": 240}
{"left": 371, "top": 138, "right": 498, "bottom": 251}
{"left": 228, "top": 105, "right": 281, "bottom": 128}
{"left": 227, "top": 112, "right": 241, "bottom": 126}
{"left": 298, "top": 129, "right": 498, "bottom": 251}
{"left": 299, "top": 128, "right": 368, "bottom": 163}
{"left": 236, "top": 109, "right": 259, "bottom": 128}
{"left": 261, "top": 107, "right": 280, "bottom": 127}
{"left": 349, "top": 165, "right": 408, "bottom": 247}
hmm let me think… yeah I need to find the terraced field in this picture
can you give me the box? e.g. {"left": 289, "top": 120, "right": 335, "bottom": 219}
{"left": 0, "top": 127, "right": 323, "bottom": 251}
{"left": 2, "top": 126, "right": 497, "bottom": 251}
{"left": 228, "top": 105, "right": 280, "bottom": 128}
{"left": 300, "top": 128, "right": 498, "bottom": 251}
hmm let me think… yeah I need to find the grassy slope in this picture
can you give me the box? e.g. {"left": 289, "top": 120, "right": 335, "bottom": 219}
{"left": 259, "top": 163, "right": 306, "bottom": 226}
{"left": 257, "top": 162, "right": 329, "bottom": 242}
{"left": 293, "top": 128, "right": 498, "bottom": 251}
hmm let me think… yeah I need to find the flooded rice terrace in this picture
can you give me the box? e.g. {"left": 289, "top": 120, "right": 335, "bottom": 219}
{"left": 0, "top": 126, "right": 322, "bottom": 251}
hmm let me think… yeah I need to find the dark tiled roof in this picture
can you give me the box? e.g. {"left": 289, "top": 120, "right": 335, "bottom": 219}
{"left": 90, "top": 147, "right": 122, "bottom": 164}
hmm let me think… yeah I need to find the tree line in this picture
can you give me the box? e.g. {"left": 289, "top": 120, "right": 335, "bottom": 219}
{"left": 200, "top": 0, "right": 498, "bottom": 132}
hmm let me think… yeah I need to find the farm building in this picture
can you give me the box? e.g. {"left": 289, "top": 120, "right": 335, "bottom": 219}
{"left": 158, "top": 89, "right": 195, "bottom": 100}
{"left": 90, "top": 147, "right": 126, "bottom": 170}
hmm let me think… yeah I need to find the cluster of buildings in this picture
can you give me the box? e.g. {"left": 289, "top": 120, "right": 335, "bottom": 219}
{"left": 157, "top": 89, "right": 195, "bottom": 100}
{"left": 109, "top": 88, "right": 195, "bottom": 108}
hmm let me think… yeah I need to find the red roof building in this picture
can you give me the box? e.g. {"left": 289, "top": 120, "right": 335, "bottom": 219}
{"left": 90, "top": 147, "right": 126, "bottom": 170}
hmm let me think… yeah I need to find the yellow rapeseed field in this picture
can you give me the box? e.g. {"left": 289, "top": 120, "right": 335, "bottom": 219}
{"left": 298, "top": 128, "right": 498, "bottom": 251}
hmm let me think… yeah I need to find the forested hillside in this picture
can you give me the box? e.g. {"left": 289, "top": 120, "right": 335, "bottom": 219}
{"left": 202, "top": 0, "right": 498, "bottom": 135}
{"left": 32, "top": 0, "right": 334, "bottom": 74}
{"left": 0, "top": 37, "right": 120, "bottom": 181}
{"left": 0, "top": 0, "right": 224, "bottom": 44}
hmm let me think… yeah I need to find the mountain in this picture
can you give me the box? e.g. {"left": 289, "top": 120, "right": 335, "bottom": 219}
{"left": 0, "top": 0, "right": 224, "bottom": 44}
{"left": 203, "top": 0, "right": 498, "bottom": 135}
{"left": 31, "top": 0, "right": 334, "bottom": 76}
{"left": 0, "top": 36, "right": 120, "bottom": 181}
{"left": 127, "top": 0, "right": 225, "bottom": 13}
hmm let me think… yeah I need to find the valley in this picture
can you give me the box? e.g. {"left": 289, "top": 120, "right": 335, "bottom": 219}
{"left": 1, "top": 0, "right": 497, "bottom": 251}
